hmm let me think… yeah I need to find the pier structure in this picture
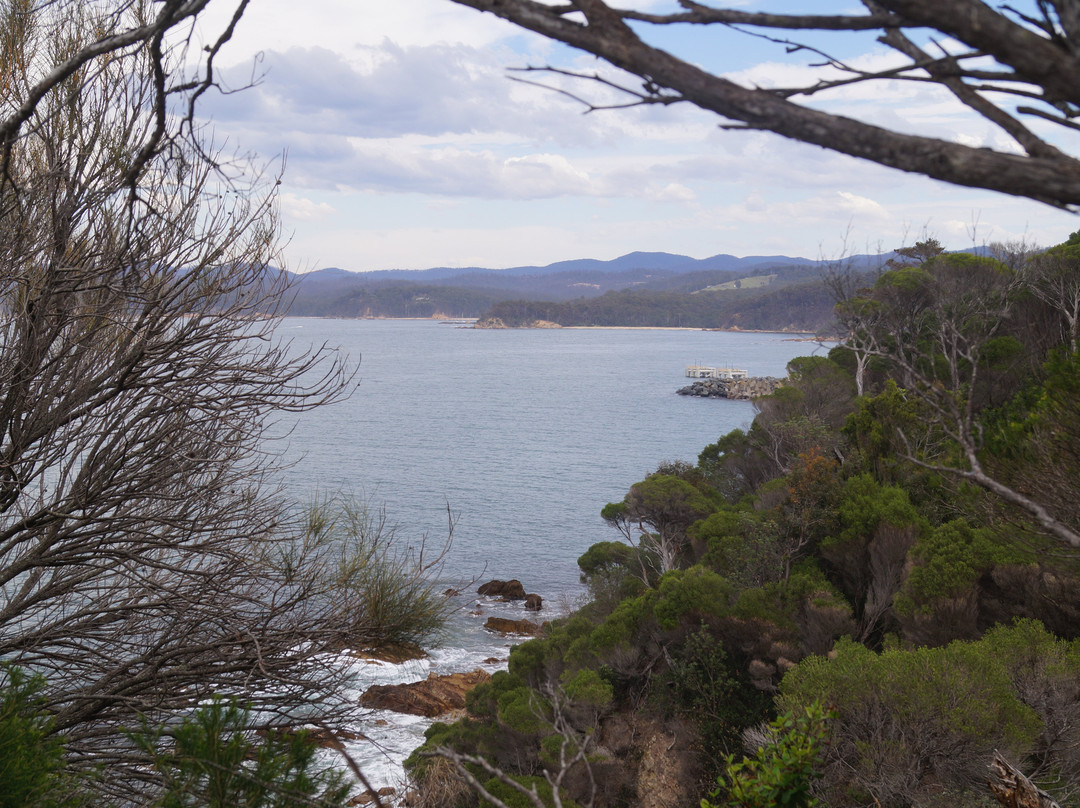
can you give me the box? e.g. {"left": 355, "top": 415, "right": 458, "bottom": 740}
{"left": 684, "top": 364, "right": 749, "bottom": 380}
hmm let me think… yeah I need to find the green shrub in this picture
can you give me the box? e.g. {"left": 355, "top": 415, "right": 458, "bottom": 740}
{"left": 0, "top": 666, "right": 89, "bottom": 808}
{"left": 138, "top": 698, "right": 353, "bottom": 808}
{"left": 778, "top": 630, "right": 1047, "bottom": 806}
{"left": 652, "top": 568, "right": 735, "bottom": 630}
{"left": 478, "top": 774, "right": 583, "bottom": 808}
{"left": 560, "top": 669, "right": 613, "bottom": 710}
{"left": 703, "top": 701, "right": 832, "bottom": 808}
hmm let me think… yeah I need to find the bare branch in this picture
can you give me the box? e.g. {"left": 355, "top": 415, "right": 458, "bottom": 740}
{"left": 446, "top": 0, "right": 1080, "bottom": 208}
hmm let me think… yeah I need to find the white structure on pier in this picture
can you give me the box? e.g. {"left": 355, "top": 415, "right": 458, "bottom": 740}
{"left": 685, "top": 365, "right": 749, "bottom": 379}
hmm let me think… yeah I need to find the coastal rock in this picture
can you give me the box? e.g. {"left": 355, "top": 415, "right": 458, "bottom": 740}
{"left": 359, "top": 669, "right": 492, "bottom": 718}
{"left": 484, "top": 616, "right": 543, "bottom": 635}
{"left": 348, "top": 787, "right": 397, "bottom": 806}
{"left": 477, "top": 579, "right": 526, "bottom": 599}
{"left": 524, "top": 593, "right": 543, "bottom": 611}
{"left": 676, "top": 376, "right": 783, "bottom": 400}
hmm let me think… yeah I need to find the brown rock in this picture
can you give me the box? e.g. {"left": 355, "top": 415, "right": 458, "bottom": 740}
{"left": 524, "top": 593, "right": 543, "bottom": 611}
{"left": 359, "top": 669, "right": 492, "bottom": 717}
{"left": 477, "top": 579, "right": 527, "bottom": 599}
{"left": 484, "top": 616, "right": 542, "bottom": 635}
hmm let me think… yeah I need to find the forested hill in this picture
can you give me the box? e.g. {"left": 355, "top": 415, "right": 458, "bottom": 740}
{"left": 283, "top": 250, "right": 890, "bottom": 329}
{"left": 476, "top": 280, "right": 836, "bottom": 331}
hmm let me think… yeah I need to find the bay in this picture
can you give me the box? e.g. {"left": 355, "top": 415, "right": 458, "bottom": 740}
{"left": 272, "top": 318, "right": 828, "bottom": 788}
{"left": 276, "top": 318, "right": 827, "bottom": 596}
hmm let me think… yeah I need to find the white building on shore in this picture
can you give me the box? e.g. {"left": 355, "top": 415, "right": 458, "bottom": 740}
{"left": 685, "top": 365, "right": 749, "bottom": 380}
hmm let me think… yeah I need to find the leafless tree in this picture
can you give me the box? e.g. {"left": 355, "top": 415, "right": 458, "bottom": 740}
{"left": 0, "top": 0, "right": 444, "bottom": 800}
{"left": 1023, "top": 246, "right": 1080, "bottom": 352}
{"left": 444, "top": 1, "right": 1080, "bottom": 209}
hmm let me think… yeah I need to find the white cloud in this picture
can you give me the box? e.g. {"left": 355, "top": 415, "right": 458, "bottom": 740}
{"left": 836, "top": 191, "right": 888, "bottom": 218}
{"left": 182, "top": 2, "right": 1080, "bottom": 271}
{"left": 278, "top": 193, "right": 335, "bottom": 222}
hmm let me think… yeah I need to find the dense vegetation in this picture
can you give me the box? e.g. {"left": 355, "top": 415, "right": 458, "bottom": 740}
{"left": 406, "top": 237, "right": 1080, "bottom": 808}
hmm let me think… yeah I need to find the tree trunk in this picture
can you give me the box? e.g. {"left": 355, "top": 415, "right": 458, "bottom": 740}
{"left": 989, "top": 753, "right": 1061, "bottom": 808}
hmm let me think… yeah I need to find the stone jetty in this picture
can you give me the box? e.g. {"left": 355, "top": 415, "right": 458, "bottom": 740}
{"left": 677, "top": 376, "right": 783, "bottom": 400}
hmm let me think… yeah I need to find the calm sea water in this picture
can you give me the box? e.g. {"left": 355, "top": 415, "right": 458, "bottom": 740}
{"left": 272, "top": 318, "right": 826, "bottom": 787}
{"left": 276, "top": 318, "right": 824, "bottom": 595}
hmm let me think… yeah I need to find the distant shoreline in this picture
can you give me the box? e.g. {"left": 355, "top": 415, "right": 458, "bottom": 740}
{"left": 283, "top": 315, "right": 827, "bottom": 339}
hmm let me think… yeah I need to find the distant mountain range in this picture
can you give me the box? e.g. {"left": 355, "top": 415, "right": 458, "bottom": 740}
{"left": 282, "top": 250, "right": 896, "bottom": 324}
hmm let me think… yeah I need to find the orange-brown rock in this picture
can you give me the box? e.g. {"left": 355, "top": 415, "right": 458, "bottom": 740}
{"left": 484, "top": 616, "right": 542, "bottom": 635}
{"left": 359, "top": 669, "right": 492, "bottom": 717}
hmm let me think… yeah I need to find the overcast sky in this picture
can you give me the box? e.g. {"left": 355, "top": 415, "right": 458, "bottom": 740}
{"left": 192, "top": 0, "right": 1080, "bottom": 272}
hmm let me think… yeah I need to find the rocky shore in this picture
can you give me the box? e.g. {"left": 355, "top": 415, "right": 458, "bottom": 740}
{"left": 676, "top": 376, "right": 783, "bottom": 399}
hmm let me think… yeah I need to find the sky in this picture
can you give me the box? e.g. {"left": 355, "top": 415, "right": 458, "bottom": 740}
{"left": 190, "top": 0, "right": 1080, "bottom": 272}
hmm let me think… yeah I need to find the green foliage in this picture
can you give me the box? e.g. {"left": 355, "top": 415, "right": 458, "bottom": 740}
{"left": 0, "top": 667, "right": 88, "bottom": 808}
{"left": 703, "top": 702, "right": 832, "bottom": 808}
{"left": 477, "top": 278, "right": 836, "bottom": 331}
{"left": 577, "top": 541, "right": 650, "bottom": 608}
{"left": 830, "top": 474, "right": 923, "bottom": 549}
{"left": 657, "top": 623, "right": 769, "bottom": 762}
{"left": 560, "top": 669, "right": 613, "bottom": 710}
{"left": 584, "top": 592, "right": 655, "bottom": 657}
{"left": 497, "top": 688, "right": 552, "bottom": 737}
{"left": 577, "top": 541, "right": 638, "bottom": 579}
{"left": 479, "top": 774, "right": 583, "bottom": 808}
{"left": 895, "top": 519, "right": 997, "bottom": 613}
{"left": 652, "top": 568, "right": 735, "bottom": 630}
{"left": 298, "top": 495, "right": 449, "bottom": 650}
{"left": 778, "top": 630, "right": 1048, "bottom": 806}
{"left": 625, "top": 475, "right": 717, "bottom": 530}
{"left": 692, "top": 507, "right": 761, "bottom": 580}
{"left": 137, "top": 698, "right": 352, "bottom": 808}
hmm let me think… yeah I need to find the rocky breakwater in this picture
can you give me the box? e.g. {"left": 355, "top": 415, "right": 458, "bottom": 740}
{"left": 677, "top": 376, "right": 783, "bottom": 400}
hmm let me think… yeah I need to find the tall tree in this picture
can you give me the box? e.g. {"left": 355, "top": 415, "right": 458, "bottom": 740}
{"left": 834, "top": 250, "right": 1080, "bottom": 548}
{"left": 443, "top": 1, "right": 1080, "bottom": 209}
{"left": 0, "top": 0, "right": 441, "bottom": 799}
